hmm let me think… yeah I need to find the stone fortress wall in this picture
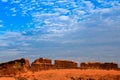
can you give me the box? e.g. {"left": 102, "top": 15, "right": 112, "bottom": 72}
{"left": 30, "top": 58, "right": 55, "bottom": 71}
{"left": 0, "top": 58, "right": 119, "bottom": 76}
{"left": 80, "top": 62, "right": 118, "bottom": 70}
{"left": 30, "top": 58, "right": 78, "bottom": 71}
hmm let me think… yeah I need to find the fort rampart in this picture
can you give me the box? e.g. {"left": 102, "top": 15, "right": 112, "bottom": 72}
{"left": 80, "top": 62, "right": 118, "bottom": 70}
{"left": 0, "top": 58, "right": 119, "bottom": 76}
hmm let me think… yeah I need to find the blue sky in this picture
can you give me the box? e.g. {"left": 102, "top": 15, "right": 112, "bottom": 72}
{"left": 0, "top": 0, "right": 120, "bottom": 65}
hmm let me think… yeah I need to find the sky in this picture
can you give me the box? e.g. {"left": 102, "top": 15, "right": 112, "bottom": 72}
{"left": 0, "top": 0, "right": 120, "bottom": 65}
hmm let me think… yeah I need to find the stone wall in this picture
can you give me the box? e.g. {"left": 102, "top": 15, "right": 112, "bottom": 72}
{"left": 102, "top": 62, "right": 118, "bottom": 70}
{"left": 0, "top": 58, "right": 30, "bottom": 76}
{"left": 30, "top": 58, "right": 55, "bottom": 72}
{"left": 0, "top": 58, "right": 119, "bottom": 76}
{"left": 33, "top": 58, "right": 51, "bottom": 64}
{"left": 54, "top": 60, "right": 77, "bottom": 69}
{"left": 30, "top": 58, "right": 77, "bottom": 72}
{"left": 80, "top": 62, "right": 118, "bottom": 70}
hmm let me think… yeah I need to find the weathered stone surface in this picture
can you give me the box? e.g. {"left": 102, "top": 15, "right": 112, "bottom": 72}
{"left": 80, "top": 62, "right": 118, "bottom": 70}
{"left": 102, "top": 62, "right": 118, "bottom": 70}
{"left": 80, "top": 62, "right": 102, "bottom": 69}
{"left": 0, "top": 58, "right": 30, "bottom": 76}
{"left": 33, "top": 58, "right": 51, "bottom": 64}
{"left": 31, "top": 58, "right": 55, "bottom": 72}
{"left": 0, "top": 57, "right": 119, "bottom": 76}
{"left": 31, "top": 58, "right": 78, "bottom": 72}
{"left": 31, "top": 63, "right": 55, "bottom": 71}
{"left": 55, "top": 60, "right": 77, "bottom": 69}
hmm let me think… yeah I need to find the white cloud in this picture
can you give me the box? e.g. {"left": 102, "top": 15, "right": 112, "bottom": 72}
{"left": 0, "top": 32, "right": 29, "bottom": 47}
{"left": 0, "top": 20, "right": 3, "bottom": 27}
{"left": 41, "top": 1, "right": 54, "bottom": 5}
{"left": 59, "top": 16, "right": 69, "bottom": 20}
{"left": 83, "top": 0, "right": 94, "bottom": 12}
{"left": 1, "top": 0, "right": 8, "bottom": 2}
{"left": 0, "top": 40, "right": 8, "bottom": 47}
{"left": 94, "top": 8, "right": 111, "bottom": 14}
{"left": 29, "top": 1, "right": 119, "bottom": 43}
{"left": 97, "top": 0, "right": 120, "bottom": 8}
{"left": 77, "top": 10, "right": 86, "bottom": 15}
{"left": 0, "top": 49, "right": 20, "bottom": 56}
{"left": 0, "top": 25, "right": 3, "bottom": 27}
{"left": 11, "top": 0, "right": 21, "bottom": 3}
{"left": 54, "top": 8, "right": 70, "bottom": 14}
{"left": 10, "top": 8, "right": 17, "bottom": 12}
{"left": 32, "top": 12, "right": 60, "bottom": 19}
{"left": 4, "top": 0, "right": 119, "bottom": 18}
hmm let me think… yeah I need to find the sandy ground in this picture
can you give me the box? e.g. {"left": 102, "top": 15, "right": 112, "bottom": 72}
{"left": 0, "top": 69, "right": 120, "bottom": 80}
{"left": 0, "top": 77, "right": 16, "bottom": 80}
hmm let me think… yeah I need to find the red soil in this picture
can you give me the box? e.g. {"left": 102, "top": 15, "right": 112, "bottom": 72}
{"left": 0, "top": 69, "right": 120, "bottom": 80}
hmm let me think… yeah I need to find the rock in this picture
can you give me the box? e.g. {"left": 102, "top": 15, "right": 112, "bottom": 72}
{"left": 0, "top": 58, "right": 30, "bottom": 76}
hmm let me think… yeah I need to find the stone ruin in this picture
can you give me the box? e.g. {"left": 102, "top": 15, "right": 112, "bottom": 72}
{"left": 31, "top": 58, "right": 55, "bottom": 71}
{"left": 54, "top": 60, "right": 77, "bottom": 69}
{"left": 31, "top": 58, "right": 77, "bottom": 72}
{"left": 0, "top": 57, "right": 119, "bottom": 76}
{"left": 22, "top": 58, "right": 119, "bottom": 72}
{"left": 0, "top": 58, "right": 30, "bottom": 76}
{"left": 80, "top": 62, "right": 118, "bottom": 70}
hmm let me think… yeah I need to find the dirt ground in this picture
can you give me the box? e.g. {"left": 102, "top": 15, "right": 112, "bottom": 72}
{"left": 0, "top": 69, "right": 120, "bottom": 80}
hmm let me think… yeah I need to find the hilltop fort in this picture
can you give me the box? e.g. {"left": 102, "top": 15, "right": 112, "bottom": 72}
{"left": 0, "top": 58, "right": 119, "bottom": 76}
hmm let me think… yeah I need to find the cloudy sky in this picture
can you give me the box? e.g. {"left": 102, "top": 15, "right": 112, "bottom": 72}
{"left": 0, "top": 0, "right": 120, "bottom": 65}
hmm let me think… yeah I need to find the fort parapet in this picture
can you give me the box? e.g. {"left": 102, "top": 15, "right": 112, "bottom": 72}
{"left": 55, "top": 60, "right": 77, "bottom": 69}
{"left": 80, "top": 62, "right": 118, "bottom": 70}
{"left": 0, "top": 57, "right": 119, "bottom": 76}
{"left": 33, "top": 58, "right": 51, "bottom": 64}
{"left": 30, "top": 58, "right": 77, "bottom": 72}
{"left": 31, "top": 58, "right": 55, "bottom": 72}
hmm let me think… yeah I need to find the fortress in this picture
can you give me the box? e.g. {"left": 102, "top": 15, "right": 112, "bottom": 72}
{"left": 0, "top": 58, "right": 119, "bottom": 76}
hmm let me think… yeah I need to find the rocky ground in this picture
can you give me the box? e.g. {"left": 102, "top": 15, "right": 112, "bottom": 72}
{"left": 0, "top": 69, "right": 120, "bottom": 80}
